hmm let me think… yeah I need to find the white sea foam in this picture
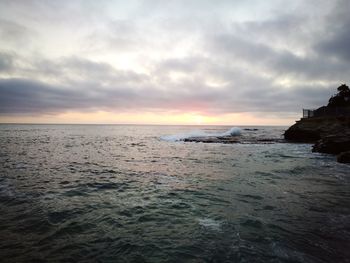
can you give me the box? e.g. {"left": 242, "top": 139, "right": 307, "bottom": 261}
{"left": 198, "top": 218, "right": 222, "bottom": 231}
{"left": 160, "top": 127, "right": 241, "bottom": 142}
{"left": 220, "top": 127, "right": 242, "bottom": 136}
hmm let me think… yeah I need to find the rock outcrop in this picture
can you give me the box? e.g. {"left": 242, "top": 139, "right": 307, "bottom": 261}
{"left": 337, "top": 151, "right": 350, "bottom": 163}
{"left": 284, "top": 118, "right": 323, "bottom": 142}
{"left": 183, "top": 136, "right": 239, "bottom": 144}
{"left": 284, "top": 84, "right": 350, "bottom": 163}
{"left": 183, "top": 136, "right": 284, "bottom": 144}
{"left": 312, "top": 132, "right": 350, "bottom": 154}
{"left": 284, "top": 117, "right": 350, "bottom": 142}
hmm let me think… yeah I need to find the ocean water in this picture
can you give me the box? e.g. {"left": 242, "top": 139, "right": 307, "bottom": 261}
{"left": 0, "top": 124, "right": 349, "bottom": 262}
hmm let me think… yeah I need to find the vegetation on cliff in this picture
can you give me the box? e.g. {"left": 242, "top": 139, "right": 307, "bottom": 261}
{"left": 328, "top": 84, "right": 350, "bottom": 108}
{"left": 284, "top": 84, "right": 350, "bottom": 163}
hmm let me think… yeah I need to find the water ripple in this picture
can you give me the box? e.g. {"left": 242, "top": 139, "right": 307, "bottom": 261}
{"left": 0, "top": 124, "right": 349, "bottom": 262}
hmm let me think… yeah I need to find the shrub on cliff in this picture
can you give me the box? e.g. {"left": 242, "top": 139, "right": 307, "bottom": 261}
{"left": 328, "top": 84, "right": 350, "bottom": 107}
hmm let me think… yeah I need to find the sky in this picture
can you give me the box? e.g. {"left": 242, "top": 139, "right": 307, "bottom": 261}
{"left": 0, "top": 0, "right": 349, "bottom": 125}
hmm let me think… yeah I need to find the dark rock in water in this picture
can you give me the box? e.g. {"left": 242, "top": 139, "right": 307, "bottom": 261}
{"left": 284, "top": 125, "right": 320, "bottom": 142}
{"left": 337, "top": 151, "right": 350, "bottom": 163}
{"left": 183, "top": 136, "right": 239, "bottom": 144}
{"left": 312, "top": 133, "right": 350, "bottom": 154}
{"left": 284, "top": 117, "right": 349, "bottom": 142}
{"left": 183, "top": 136, "right": 284, "bottom": 144}
{"left": 285, "top": 84, "right": 350, "bottom": 163}
{"left": 285, "top": 117, "right": 350, "bottom": 163}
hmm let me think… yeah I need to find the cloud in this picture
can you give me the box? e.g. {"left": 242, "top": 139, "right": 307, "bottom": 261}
{"left": 205, "top": 23, "right": 350, "bottom": 83}
{"left": 0, "top": 52, "right": 14, "bottom": 72}
{"left": 0, "top": 77, "right": 148, "bottom": 114}
{"left": 0, "top": 54, "right": 336, "bottom": 116}
{"left": 0, "top": 0, "right": 349, "bottom": 121}
{"left": 314, "top": 0, "right": 350, "bottom": 62}
{"left": 0, "top": 19, "right": 32, "bottom": 46}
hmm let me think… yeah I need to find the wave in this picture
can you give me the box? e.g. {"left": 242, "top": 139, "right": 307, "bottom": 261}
{"left": 198, "top": 218, "right": 222, "bottom": 231}
{"left": 160, "top": 127, "right": 241, "bottom": 142}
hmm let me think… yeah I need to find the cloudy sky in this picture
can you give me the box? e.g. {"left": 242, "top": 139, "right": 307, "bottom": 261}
{"left": 0, "top": 0, "right": 349, "bottom": 125}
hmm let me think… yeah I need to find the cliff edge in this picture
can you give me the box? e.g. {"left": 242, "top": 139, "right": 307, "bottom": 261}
{"left": 284, "top": 84, "right": 350, "bottom": 163}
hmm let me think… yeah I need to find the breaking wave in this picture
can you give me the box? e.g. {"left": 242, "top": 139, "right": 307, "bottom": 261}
{"left": 160, "top": 127, "right": 241, "bottom": 142}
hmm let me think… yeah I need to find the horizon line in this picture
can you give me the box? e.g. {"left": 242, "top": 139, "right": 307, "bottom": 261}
{"left": 0, "top": 122, "right": 289, "bottom": 126}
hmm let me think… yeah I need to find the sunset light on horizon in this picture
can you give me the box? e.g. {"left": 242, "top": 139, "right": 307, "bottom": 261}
{"left": 0, "top": 0, "right": 349, "bottom": 125}
{"left": 0, "top": 110, "right": 297, "bottom": 126}
{"left": 1, "top": 1, "right": 350, "bottom": 262}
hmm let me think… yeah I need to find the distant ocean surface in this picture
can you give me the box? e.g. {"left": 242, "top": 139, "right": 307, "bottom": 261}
{"left": 0, "top": 124, "right": 349, "bottom": 262}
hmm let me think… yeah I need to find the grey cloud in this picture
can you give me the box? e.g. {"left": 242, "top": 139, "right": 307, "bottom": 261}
{"left": 0, "top": 71, "right": 336, "bottom": 116}
{"left": 0, "top": 52, "right": 14, "bottom": 72}
{"left": 0, "top": 47, "right": 341, "bottom": 116}
{"left": 0, "top": 19, "right": 33, "bottom": 46}
{"left": 0, "top": 77, "right": 148, "bottom": 114}
{"left": 319, "top": 31, "right": 350, "bottom": 61}
{"left": 0, "top": 78, "right": 76, "bottom": 114}
{"left": 0, "top": 0, "right": 349, "bottom": 120}
{"left": 315, "top": 0, "right": 350, "bottom": 62}
{"left": 83, "top": 19, "right": 149, "bottom": 53}
{"left": 157, "top": 57, "right": 206, "bottom": 73}
{"left": 29, "top": 56, "right": 149, "bottom": 86}
{"left": 0, "top": 1, "right": 107, "bottom": 26}
{"left": 206, "top": 33, "right": 350, "bottom": 82}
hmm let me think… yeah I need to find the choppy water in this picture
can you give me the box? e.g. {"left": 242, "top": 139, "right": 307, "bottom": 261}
{"left": 0, "top": 124, "right": 349, "bottom": 262}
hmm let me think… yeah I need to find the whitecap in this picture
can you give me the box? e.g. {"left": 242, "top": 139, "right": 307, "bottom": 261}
{"left": 198, "top": 218, "right": 222, "bottom": 231}
{"left": 160, "top": 127, "right": 241, "bottom": 142}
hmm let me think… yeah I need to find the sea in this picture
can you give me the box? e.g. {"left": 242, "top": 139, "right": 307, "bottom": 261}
{"left": 0, "top": 124, "right": 349, "bottom": 262}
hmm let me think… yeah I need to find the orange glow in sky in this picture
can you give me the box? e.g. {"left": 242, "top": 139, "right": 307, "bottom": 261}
{"left": 0, "top": 1, "right": 346, "bottom": 126}
{"left": 0, "top": 111, "right": 297, "bottom": 126}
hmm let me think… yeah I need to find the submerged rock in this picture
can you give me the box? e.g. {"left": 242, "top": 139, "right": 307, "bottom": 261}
{"left": 183, "top": 136, "right": 284, "bottom": 144}
{"left": 285, "top": 117, "right": 350, "bottom": 163}
{"left": 183, "top": 136, "right": 239, "bottom": 144}
{"left": 312, "top": 133, "right": 350, "bottom": 154}
{"left": 337, "top": 151, "right": 350, "bottom": 163}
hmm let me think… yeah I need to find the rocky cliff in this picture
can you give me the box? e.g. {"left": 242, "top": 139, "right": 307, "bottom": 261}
{"left": 284, "top": 116, "right": 350, "bottom": 142}
{"left": 284, "top": 84, "right": 350, "bottom": 163}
